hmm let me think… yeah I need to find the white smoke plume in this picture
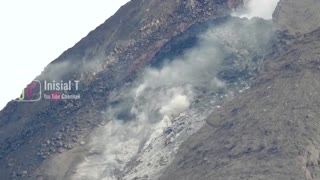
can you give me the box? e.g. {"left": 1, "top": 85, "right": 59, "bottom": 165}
{"left": 67, "top": 16, "right": 273, "bottom": 180}
{"left": 232, "top": 0, "right": 280, "bottom": 19}
{"left": 71, "top": 23, "right": 228, "bottom": 180}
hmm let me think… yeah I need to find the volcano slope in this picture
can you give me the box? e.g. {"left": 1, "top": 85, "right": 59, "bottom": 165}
{"left": 0, "top": 0, "right": 319, "bottom": 180}
{"left": 160, "top": 0, "right": 320, "bottom": 179}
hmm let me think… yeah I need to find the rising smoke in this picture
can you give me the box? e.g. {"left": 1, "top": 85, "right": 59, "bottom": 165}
{"left": 70, "top": 16, "right": 274, "bottom": 180}
{"left": 71, "top": 26, "right": 227, "bottom": 180}
{"left": 232, "top": 0, "right": 280, "bottom": 19}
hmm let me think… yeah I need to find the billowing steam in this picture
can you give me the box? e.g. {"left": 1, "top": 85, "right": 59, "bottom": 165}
{"left": 71, "top": 24, "right": 228, "bottom": 180}
{"left": 68, "top": 16, "right": 273, "bottom": 180}
{"left": 232, "top": 0, "right": 280, "bottom": 19}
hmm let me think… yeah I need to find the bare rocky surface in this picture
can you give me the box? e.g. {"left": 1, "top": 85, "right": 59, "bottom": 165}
{"left": 273, "top": 0, "right": 320, "bottom": 35}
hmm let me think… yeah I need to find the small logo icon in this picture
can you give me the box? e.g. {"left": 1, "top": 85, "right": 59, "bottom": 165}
{"left": 15, "top": 80, "right": 41, "bottom": 102}
{"left": 50, "top": 92, "right": 62, "bottom": 101}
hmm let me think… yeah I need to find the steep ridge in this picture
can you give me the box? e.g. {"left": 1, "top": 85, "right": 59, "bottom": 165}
{"left": 160, "top": 0, "right": 320, "bottom": 179}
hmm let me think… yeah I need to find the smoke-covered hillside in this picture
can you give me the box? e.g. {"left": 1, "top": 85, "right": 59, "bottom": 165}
{"left": 66, "top": 17, "right": 273, "bottom": 180}
{"left": 2, "top": 0, "right": 320, "bottom": 179}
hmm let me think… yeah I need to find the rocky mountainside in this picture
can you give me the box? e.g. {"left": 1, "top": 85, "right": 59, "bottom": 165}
{"left": 160, "top": 0, "right": 320, "bottom": 179}
{"left": 0, "top": 0, "right": 319, "bottom": 179}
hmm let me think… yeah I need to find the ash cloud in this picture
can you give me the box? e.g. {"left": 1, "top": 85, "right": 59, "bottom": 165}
{"left": 71, "top": 25, "right": 228, "bottom": 180}
{"left": 64, "top": 17, "right": 273, "bottom": 180}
